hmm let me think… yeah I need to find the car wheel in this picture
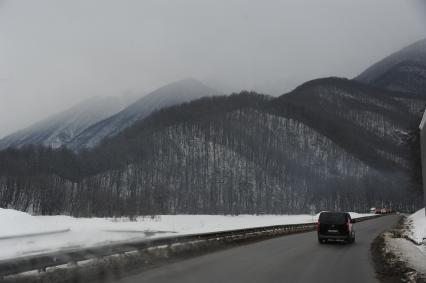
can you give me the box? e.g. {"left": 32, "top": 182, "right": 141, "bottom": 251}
{"left": 318, "top": 238, "right": 325, "bottom": 244}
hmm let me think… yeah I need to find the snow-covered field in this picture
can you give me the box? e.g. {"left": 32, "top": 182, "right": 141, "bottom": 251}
{"left": 0, "top": 208, "right": 372, "bottom": 260}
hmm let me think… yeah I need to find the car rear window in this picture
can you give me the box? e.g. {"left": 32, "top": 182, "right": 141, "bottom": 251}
{"left": 319, "top": 212, "right": 347, "bottom": 224}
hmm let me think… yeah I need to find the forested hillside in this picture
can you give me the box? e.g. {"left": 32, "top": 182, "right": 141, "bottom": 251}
{"left": 1, "top": 78, "right": 424, "bottom": 216}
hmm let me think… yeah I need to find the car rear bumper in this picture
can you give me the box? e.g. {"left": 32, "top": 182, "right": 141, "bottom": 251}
{"left": 318, "top": 234, "right": 351, "bottom": 240}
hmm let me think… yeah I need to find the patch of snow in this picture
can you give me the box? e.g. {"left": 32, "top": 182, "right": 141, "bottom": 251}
{"left": 0, "top": 209, "right": 373, "bottom": 260}
{"left": 387, "top": 237, "right": 426, "bottom": 278}
{"left": 387, "top": 208, "right": 426, "bottom": 280}
{"left": 349, "top": 212, "right": 375, "bottom": 219}
{"left": 420, "top": 108, "right": 426, "bottom": 130}
{"left": 406, "top": 208, "right": 426, "bottom": 245}
{"left": 0, "top": 208, "right": 66, "bottom": 239}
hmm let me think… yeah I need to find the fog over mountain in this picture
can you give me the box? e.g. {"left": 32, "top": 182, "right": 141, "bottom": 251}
{"left": 0, "top": 0, "right": 425, "bottom": 138}
{"left": 68, "top": 78, "right": 221, "bottom": 149}
{"left": 0, "top": 95, "right": 137, "bottom": 150}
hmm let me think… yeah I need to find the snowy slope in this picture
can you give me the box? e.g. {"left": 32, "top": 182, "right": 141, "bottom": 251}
{"left": 68, "top": 78, "right": 221, "bottom": 150}
{"left": 385, "top": 208, "right": 426, "bottom": 280}
{"left": 0, "top": 208, "right": 67, "bottom": 239}
{"left": 0, "top": 96, "right": 130, "bottom": 149}
{"left": 406, "top": 208, "right": 426, "bottom": 245}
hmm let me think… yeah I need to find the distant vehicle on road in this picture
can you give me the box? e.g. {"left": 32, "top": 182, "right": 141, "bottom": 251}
{"left": 371, "top": 207, "right": 392, "bottom": 214}
{"left": 317, "top": 212, "right": 355, "bottom": 244}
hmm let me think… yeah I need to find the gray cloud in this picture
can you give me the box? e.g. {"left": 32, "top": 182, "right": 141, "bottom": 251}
{"left": 0, "top": 0, "right": 425, "bottom": 137}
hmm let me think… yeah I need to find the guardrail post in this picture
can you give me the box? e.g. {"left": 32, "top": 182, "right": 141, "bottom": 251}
{"left": 419, "top": 110, "right": 426, "bottom": 219}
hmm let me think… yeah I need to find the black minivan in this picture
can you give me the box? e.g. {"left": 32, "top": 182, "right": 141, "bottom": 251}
{"left": 317, "top": 212, "right": 355, "bottom": 244}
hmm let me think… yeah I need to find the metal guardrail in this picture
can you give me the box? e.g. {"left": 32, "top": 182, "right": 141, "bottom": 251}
{"left": 0, "top": 215, "right": 379, "bottom": 278}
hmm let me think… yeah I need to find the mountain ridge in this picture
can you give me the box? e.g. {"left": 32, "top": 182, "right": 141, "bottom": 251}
{"left": 0, "top": 96, "right": 129, "bottom": 150}
{"left": 68, "top": 78, "right": 222, "bottom": 150}
{"left": 0, "top": 78, "right": 221, "bottom": 151}
{"left": 355, "top": 38, "right": 426, "bottom": 95}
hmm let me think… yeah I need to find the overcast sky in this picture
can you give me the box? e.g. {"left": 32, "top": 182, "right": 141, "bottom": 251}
{"left": 0, "top": 0, "right": 425, "bottom": 138}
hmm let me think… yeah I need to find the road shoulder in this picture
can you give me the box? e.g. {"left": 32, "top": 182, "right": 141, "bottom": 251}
{"left": 371, "top": 216, "right": 426, "bottom": 283}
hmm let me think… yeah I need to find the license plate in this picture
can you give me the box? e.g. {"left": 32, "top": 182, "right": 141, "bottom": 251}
{"left": 328, "top": 229, "right": 338, "bottom": 233}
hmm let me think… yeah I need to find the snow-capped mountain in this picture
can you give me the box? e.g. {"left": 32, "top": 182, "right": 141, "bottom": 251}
{"left": 1, "top": 40, "right": 426, "bottom": 217}
{"left": 0, "top": 79, "right": 220, "bottom": 151}
{"left": 0, "top": 96, "right": 131, "bottom": 150}
{"left": 68, "top": 78, "right": 222, "bottom": 150}
{"left": 355, "top": 38, "right": 426, "bottom": 95}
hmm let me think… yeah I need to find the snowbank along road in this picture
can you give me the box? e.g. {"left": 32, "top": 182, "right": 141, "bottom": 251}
{"left": 108, "top": 215, "right": 399, "bottom": 283}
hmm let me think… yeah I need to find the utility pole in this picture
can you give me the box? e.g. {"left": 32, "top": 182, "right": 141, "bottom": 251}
{"left": 419, "top": 111, "right": 426, "bottom": 219}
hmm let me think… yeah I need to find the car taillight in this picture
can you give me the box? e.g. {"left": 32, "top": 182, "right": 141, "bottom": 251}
{"left": 317, "top": 221, "right": 320, "bottom": 231}
{"left": 346, "top": 221, "right": 350, "bottom": 231}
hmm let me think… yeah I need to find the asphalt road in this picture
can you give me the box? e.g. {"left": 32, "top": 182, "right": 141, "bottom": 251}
{"left": 113, "top": 215, "right": 399, "bottom": 283}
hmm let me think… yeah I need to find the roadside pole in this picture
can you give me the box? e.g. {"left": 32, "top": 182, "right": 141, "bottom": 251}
{"left": 419, "top": 110, "right": 426, "bottom": 219}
